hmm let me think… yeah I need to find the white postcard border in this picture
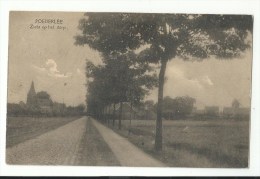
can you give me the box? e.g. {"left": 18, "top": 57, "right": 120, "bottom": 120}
{"left": 0, "top": 0, "right": 260, "bottom": 176}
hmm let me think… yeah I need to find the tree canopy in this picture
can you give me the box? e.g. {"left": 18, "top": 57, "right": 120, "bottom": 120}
{"left": 75, "top": 13, "right": 253, "bottom": 151}
{"left": 85, "top": 52, "right": 158, "bottom": 121}
{"left": 155, "top": 96, "right": 196, "bottom": 119}
{"left": 36, "top": 91, "right": 51, "bottom": 99}
{"left": 75, "top": 13, "right": 252, "bottom": 60}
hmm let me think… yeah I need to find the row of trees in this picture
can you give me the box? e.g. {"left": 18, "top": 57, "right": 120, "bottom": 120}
{"left": 85, "top": 52, "right": 158, "bottom": 129}
{"left": 160, "top": 96, "right": 196, "bottom": 119}
{"left": 7, "top": 102, "right": 85, "bottom": 117}
{"left": 143, "top": 96, "right": 196, "bottom": 120}
{"left": 75, "top": 13, "right": 252, "bottom": 151}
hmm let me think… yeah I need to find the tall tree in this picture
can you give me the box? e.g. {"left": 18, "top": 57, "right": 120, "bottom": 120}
{"left": 75, "top": 13, "right": 253, "bottom": 151}
{"left": 85, "top": 52, "right": 157, "bottom": 129}
{"left": 85, "top": 62, "right": 110, "bottom": 119}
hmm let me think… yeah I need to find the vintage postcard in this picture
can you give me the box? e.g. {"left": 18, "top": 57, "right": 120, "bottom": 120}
{"left": 5, "top": 11, "right": 253, "bottom": 168}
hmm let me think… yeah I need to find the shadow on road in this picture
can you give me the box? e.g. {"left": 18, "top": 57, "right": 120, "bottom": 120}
{"left": 77, "top": 118, "right": 120, "bottom": 166}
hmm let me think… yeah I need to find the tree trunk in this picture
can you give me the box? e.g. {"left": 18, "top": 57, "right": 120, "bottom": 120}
{"left": 130, "top": 103, "right": 133, "bottom": 126}
{"left": 128, "top": 103, "right": 133, "bottom": 135}
{"left": 97, "top": 108, "right": 100, "bottom": 120}
{"left": 108, "top": 105, "right": 111, "bottom": 125}
{"left": 155, "top": 59, "right": 167, "bottom": 152}
{"left": 113, "top": 103, "right": 116, "bottom": 126}
{"left": 101, "top": 108, "right": 103, "bottom": 121}
{"left": 119, "top": 102, "right": 122, "bottom": 130}
{"left": 103, "top": 106, "right": 106, "bottom": 122}
{"left": 103, "top": 107, "right": 106, "bottom": 122}
{"left": 105, "top": 106, "right": 108, "bottom": 124}
{"left": 105, "top": 106, "right": 107, "bottom": 124}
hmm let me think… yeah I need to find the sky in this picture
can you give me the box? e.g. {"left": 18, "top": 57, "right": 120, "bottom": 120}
{"left": 8, "top": 12, "right": 252, "bottom": 108}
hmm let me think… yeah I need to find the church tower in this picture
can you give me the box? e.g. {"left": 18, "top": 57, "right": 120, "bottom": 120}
{"left": 26, "top": 81, "right": 37, "bottom": 106}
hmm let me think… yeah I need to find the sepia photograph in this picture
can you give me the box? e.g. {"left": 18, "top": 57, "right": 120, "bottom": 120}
{"left": 6, "top": 11, "right": 253, "bottom": 168}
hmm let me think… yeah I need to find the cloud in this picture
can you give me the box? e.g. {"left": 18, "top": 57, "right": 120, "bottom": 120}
{"left": 76, "top": 68, "right": 83, "bottom": 75}
{"left": 202, "top": 75, "right": 214, "bottom": 86}
{"left": 31, "top": 64, "right": 46, "bottom": 72}
{"left": 167, "top": 66, "right": 204, "bottom": 90}
{"left": 187, "top": 75, "right": 214, "bottom": 88}
{"left": 188, "top": 78, "right": 204, "bottom": 89}
{"left": 46, "top": 59, "right": 59, "bottom": 74}
{"left": 32, "top": 59, "right": 72, "bottom": 78}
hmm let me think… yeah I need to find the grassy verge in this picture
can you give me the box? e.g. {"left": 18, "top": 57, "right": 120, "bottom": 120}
{"left": 6, "top": 116, "right": 80, "bottom": 148}
{"left": 103, "top": 118, "right": 249, "bottom": 168}
{"left": 77, "top": 119, "right": 120, "bottom": 166}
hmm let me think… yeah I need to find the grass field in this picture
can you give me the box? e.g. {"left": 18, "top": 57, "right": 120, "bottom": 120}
{"left": 6, "top": 116, "right": 79, "bottom": 148}
{"left": 109, "top": 118, "right": 249, "bottom": 168}
{"left": 6, "top": 116, "right": 249, "bottom": 167}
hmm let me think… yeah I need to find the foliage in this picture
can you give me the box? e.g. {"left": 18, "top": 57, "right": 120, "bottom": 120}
{"left": 75, "top": 13, "right": 253, "bottom": 151}
{"left": 7, "top": 103, "right": 28, "bottom": 116}
{"left": 66, "top": 104, "right": 86, "bottom": 116}
{"left": 144, "top": 100, "right": 155, "bottom": 110}
{"left": 157, "top": 96, "right": 196, "bottom": 119}
{"left": 85, "top": 52, "right": 158, "bottom": 118}
{"left": 75, "top": 13, "right": 252, "bottom": 60}
{"left": 7, "top": 102, "right": 86, "bottom": 117}
{"left": 36, "top": 91, "right": 51, "bottom": 99}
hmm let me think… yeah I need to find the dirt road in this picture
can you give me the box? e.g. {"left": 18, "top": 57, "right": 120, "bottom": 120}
{"left": 6, "top": 116, "right": 165, "bottom": 167}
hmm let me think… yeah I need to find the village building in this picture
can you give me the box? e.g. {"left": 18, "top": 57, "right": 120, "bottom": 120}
{"left": 191, "top": 107, "right": 205, "bottom": 116}
{"left": 223, "top": 107, "right": 235, "bottom": 118}
{"left": 26, "top": 81, "right": 53, "bottom": 113}
{"left": 104, "top": 102, "right": 156, "bottom": 120}
{"left": 222, "top": 107, "right": 250, "bottom": 119}
{"left": 205, "top": 106, "right": 220, "bottom": 117}
{"left": 26, "top": 81, "right": 37, "bottom": 107}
